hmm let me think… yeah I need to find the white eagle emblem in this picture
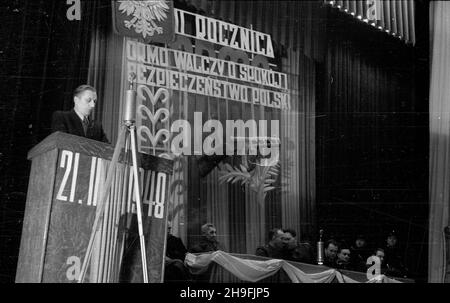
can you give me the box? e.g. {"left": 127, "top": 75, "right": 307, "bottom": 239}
{"left": 118, "top": 1, "right": 170, "bottom": 38}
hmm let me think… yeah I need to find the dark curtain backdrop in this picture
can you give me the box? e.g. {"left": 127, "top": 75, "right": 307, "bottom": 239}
{"left": 173, "top": 0, "right": 322, "bottom": 252}
{"left": 316, "top": 7, "right": 428, "bottom": 279}
{"left": 325, "top": 0, "right": 416, "bottom": 45}
{"left": 0, "top": 0, "right": 430, "bottom": 283}
{"left": 83, "top": 0, "right": 429, "bottom": 280}
{"left": 0, "top": 0, "right": 100, "bottom": 282}
{"left": 180, "top": 0, "right": 326, "bottom": 62}
{"left": 86, "top": 1, "right": 124, "bottom": 144}
{"left": 85, "top": 1, "right": 322, "bottom": 254}
{"left": 281, "top": 49, "right": 317, "bottom": 243}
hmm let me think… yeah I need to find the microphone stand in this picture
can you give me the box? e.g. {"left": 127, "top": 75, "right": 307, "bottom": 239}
{"left": 317, "top": 229, "right": 324, "bottom": 265}
{"left": 78, "top": 74, "right": 149, "bottom": 283}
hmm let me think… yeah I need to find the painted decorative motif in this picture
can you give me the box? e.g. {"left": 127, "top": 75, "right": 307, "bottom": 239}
{"left": 136, "top": 86, "right": 171, "bottom": 156}
{"left": 219, "top": 155, "right": 280, "bottom": 203}
{"left": 113, "top": 1, "right": 175, "bottom": 43}
{"left": 118, "top": 1, "right": 169, "bottom": 37}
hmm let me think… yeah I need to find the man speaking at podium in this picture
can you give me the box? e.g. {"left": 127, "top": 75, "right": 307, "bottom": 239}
{"left": 51, "top": 84, "right": 109, "bottom": 143}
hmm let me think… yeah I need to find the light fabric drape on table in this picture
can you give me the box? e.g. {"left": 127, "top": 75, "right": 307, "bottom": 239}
{"left": 185, "top": 251, "right": 401, "bottom": 283}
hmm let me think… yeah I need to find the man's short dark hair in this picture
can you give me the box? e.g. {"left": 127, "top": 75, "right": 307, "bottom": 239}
{"left": 283, "top": 228, "right": 297, "bottom": 238}
{"left": 201, "top": 223, "right": 215, "bottom": 234}
{"left": 355, "top": 234, "right": 365, "bottom": 241}
{"left": 325, "top": 239, "right": 338, "bottom": 249}
{"left": 268, "top": 228, "right": 282, "bottom": 240}
{"left": 374, "top": 248, "right": 385, "bottom": 255}
{"left": 74, "top": 84, "right": 96, "bottom": 98}
{"left": 337, "top": 240, "right": 349, "bottom": 251}
{"left": 338, "top": 245, "right": 350, "bottom": 253}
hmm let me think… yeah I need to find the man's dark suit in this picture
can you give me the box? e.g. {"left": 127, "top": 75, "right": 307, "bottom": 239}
{"left": 51, "top": 109, "right": 109, "bottom": 143}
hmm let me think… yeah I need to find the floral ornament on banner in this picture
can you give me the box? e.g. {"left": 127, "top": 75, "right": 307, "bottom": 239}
{"left": 218, "top": 154, "right": 280, "bottom": 204}
{"left": 113, "top": 0, "right": 175, "bottom": 44}
{"left": 136, "top": 85, "right": 171, "bottom": 157}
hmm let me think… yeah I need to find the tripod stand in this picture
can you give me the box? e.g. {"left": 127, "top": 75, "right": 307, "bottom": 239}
{"left": 77, "top": 80, "right": 149, "bottom": 283}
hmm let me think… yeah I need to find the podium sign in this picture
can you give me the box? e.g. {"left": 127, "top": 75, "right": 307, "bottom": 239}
{"left": 16, "top": 132, "right": 172, "bottom": 283}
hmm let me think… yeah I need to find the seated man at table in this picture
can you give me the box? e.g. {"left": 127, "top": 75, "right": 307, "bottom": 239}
{"left": 51, "top": 84, "right": 109, "bottom": 143}
{"left": 366, "top": 248, "right": 388, "bottom": 276}
{"left": 190, "top": 223, "right": 224, "bottom": 253}
{"left": 255, "top": 228, "right": 289, "bottom": 259}
{"left": 323, "top": 239, "right": 339, "bottom": 268}
{"left": 164, "top": 222, "right": 190, "bottom": 282}
{"left": 335, "top": 243, "right": 353, "bottom": 271}
{"left": 283, "top": 228, "right": 314, "bottom": 264}
{"left": 383, "top": 231, "right": 408, "bottom": 278}
{"left": 350, "top": 234, "right": 370, "bottom": 272}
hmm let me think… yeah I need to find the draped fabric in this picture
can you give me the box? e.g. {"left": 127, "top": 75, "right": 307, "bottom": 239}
{"left": 316, "top": 3, "right": 429, "bottom": 279}
{"left": 317, "top": 6, "right": 424, "bottom": 239}
{"left": 324, "top": 0, "right": 416, "bottom": 45}
{"left": 170, "top": 156, "right": 189, "bottom": 243}
{"left": 205, "top": 168, "right": 230, "bottom": 252}
{"left": 174, "top": 74, "right": 257, "bottom": 253}
{"left": 428, "top": 1, "right": 450, "bottom": 284}
{"left": 87, "top": 1, "right": 319, "bottom": 253}
{"left": 87, "top": 2, "right": 124, "bottom": 144}
{"left": 198, "top": 44, "right": 317, "bottom": 256}
{"left": 174, "top": 1, "right": 320, "bottom": 253}
{"left": 0, "top": 0, "right": 100, "bottom": 282}
{"left": 186, "top": 80, "right": 280, "bottom": 254}
{"left": 281, "top": 49, "right": 317, "bottom": 241}
{"left": 184, "top": 251, "right": 402, "bottom": 283}
{"left": 86, "top": 3, "right": 189, "bottom": 244}
{"left": 178, "top": 0, "right": 326, "bottom": 62}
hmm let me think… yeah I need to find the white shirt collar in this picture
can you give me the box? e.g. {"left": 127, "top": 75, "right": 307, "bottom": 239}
{"left": 74, "top": 108, "right": 88, "bottom": 122}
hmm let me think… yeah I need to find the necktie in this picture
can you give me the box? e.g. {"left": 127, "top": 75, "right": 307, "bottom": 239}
{"left": 82, "top": 116, "right": 89, "bottom": 136}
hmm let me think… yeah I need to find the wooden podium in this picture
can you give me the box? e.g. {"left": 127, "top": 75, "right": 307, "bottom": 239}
{"left": 16, "top": 131, "right": 173, "bottom": 283}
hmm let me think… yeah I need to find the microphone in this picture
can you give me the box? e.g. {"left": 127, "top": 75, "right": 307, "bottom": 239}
{"left": 124, "top": 72, "right": 137, "bottom": 125}
{"left": 317, "top": 229, "right": 324, "bottom": 265}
